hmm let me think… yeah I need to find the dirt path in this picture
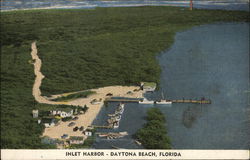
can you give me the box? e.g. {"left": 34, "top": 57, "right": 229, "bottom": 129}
{"left": 30, "top": 42, "right": 144, "bottom": 139}
{"left": 31, "top": 42, "right": 63, "bottom": 105}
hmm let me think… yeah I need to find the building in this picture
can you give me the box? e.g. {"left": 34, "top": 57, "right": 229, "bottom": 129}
{"left": 32, "top": 110, "right": 39, "bottom": 118}
{"left": 50, "top": 108, "right": 73, "bottom": 118}
{"left": 69, "top": 136, "right": 84, "bottom": 145}
{"left": 84, "top": 131, "right": 92, "bottom": 137}
{"left": 140, "top": 82, "right": 156, "bottom": 92}
{"left": 42, "top": 118, "right": 59, "bottom": 128}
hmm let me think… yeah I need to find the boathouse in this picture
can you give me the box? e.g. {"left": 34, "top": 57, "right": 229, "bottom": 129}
{"left": 140, "top": 82, "right": 156, "bottom": 92}
{"left": 69, "top": 136, "right": 84, "bottom": 144}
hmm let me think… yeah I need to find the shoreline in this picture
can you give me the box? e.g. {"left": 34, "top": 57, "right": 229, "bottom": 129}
{"left": 30, "top": 41, "right": 145, "bottom": 140}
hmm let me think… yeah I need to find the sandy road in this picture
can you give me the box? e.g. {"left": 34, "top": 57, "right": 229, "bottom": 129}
{"left": 30, "top": 42, "right": 144, "bottom": 139}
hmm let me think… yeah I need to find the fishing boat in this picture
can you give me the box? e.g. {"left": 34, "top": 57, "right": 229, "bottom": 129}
{"left": 155, "top": 92, "right": 172, "bottom": 105}
{"left": 139, "top": 98, "right": 154, "bottom": 104}
{"left": 113, "top": 121, "right": 119, "bottom": 129}
{"left": 115, "top": 115, "right": 122, "bottom": 121}
{"left": 115, "top": 103, "right": 124, "bottom": 114}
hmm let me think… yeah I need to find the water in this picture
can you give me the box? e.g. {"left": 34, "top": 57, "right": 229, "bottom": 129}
{"left": 92, "top": 102, "right": 147, "bottom": 149}
{"left": 94, "top": 23, "right": 249, "bottom": 149}
{"left": 1, "top": 0, "right": 249, "bottom": 11}
{"left": 157, "top": 23, "right": 250, "bottom": 149}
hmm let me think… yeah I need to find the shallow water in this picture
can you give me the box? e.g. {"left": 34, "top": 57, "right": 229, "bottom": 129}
{"left": 93, "top": 23, "right": 249, "bottom": 149}
{"left": 1, "top": 0, "right": 249, "bottom": 11}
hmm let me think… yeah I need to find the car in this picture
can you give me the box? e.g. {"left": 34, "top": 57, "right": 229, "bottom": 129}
{"left": 68, "top": 122, "right": 75, "bottom": 127}
{"left": 61, "top": 134, "right": 68, "bottom": 139}
{"left": 73, "top": 126, "right": 79, "bottom": 132}
{"left": 72, "top": 117, "right": 79, "bottom": 121}
{"left": 79, "top": 126, "right": 84, "bottom": 131}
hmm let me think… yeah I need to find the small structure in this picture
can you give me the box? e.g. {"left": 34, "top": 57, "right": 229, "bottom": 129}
{"left": 32, "top": 110, "right": 39, "bottom": 118}
{"left": 69, "top": 136, "right": 84, "bottom": 145}
{"left": 42, "top": 118, "right": 59, "bottom": 128}
{"left": 91, "top": 98, "right": 101, "bottom": 105}
{"left": 37, "top": 119, "right": 41, "bottom": 124}
{"left": 140, "top": 82, "right": 156, "bottom": 92}
{"left": 84, "top": 131, "right": 92, "bottom": 137}
{"left": 41, "top": 136, "right": 63, "bottom": 145}
{"left": 50, "top": 108, "right": 73, "bottom": 118}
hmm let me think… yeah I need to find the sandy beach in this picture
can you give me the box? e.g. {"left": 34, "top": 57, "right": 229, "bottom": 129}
{"left": 31, "top": 41, "right": 144, "bottom": 139}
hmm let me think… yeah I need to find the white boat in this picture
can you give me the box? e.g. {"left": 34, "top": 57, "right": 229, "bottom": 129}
{"left": 155, "top": 100, "right": 172, "bottom": 104}
{"left": 156, "top": 92, "right": 172, "bottom": 105}
{"left": 139, "top": 98, "right": 154, "bottom": 104}
{"left": 113, "top": 121, "right": 119, "bottom": 129}
{"left": 115, "top": 115, "right": 121, "bottom": 121}
{"left": 115, "top": 103, "right": 124, "bottom": 114}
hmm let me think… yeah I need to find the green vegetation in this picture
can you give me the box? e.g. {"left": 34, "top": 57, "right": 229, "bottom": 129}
{"left": 1, "top": 6, "right": 249, "bottom": 148}
{"left": 135, "top": 108, "right": 171, "bottom": 149}
{"left": 69, "top": 136, "right": 95, "bottom": 149}
{"left": 51, "top": 91, "right": 95, "bottom": 102}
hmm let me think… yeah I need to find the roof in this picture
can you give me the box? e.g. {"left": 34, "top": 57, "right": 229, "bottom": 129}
{"left": 69, "top": 136, "right": 84, "bottom": 141}
{"left": 142, "top": 82, "right": 156, "bottom": 88}
{"left": 42, "top": 118, "right": 54, "bottom": 123}
{"left": 53, "top": 107, "right": 73, "bottom": 112}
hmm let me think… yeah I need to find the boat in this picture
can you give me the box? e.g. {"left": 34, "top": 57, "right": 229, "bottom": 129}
{"left": 139, "top": 98, "right": 154, "bottom": 104}
{"left": 113, "top": 121, "right": 119, "bottom": 129}
{"left": 115, "top": 115, "right": 122, "bottom": 121}
{"left": 134, "top": 140, "right": 142, "bottom": 146}
{"left": 155, "top": 100, "right": 172, "bottom": 104}
{"left": 115, "top": 103, "right": 124, "bottom": 114}
{"left": 156, "top": 92, "right": 172, "bottom": 105}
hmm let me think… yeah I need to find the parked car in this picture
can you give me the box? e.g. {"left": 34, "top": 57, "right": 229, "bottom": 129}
{"left": 68, "top": 122, "right": 75, "bottom": 127}
{"left": 73, "top": 126, "right": 79, "bottom": 132}
{"left": 61, "top": 134, "right": 68, "bottom": 139}
{"left": 79, "top": 126, "right": 84, "bottom": 131}
{"left": 72, "top": 117, "right": 79, "bottom": 121}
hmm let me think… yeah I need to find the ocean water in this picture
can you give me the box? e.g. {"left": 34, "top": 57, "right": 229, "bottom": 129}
{"left": 93, "top": 23, "right": 249, "bottom": 149}
{"left": 1, "top": 0, "right": 249, "bottom": 11}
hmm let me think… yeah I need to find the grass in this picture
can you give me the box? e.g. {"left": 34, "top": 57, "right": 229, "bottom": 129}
{"left": 1, "top": 6, "right": 249, "bottom": 148}
{"left": 51, "top": 91, "right": 96, "bottom": 102}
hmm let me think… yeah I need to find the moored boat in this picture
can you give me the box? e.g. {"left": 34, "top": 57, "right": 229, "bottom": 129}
{"left": 139, "top": 98, "right": 154, "bottom": 104}
{"left": 155, "top": 100, "right": 172, "bottom": 104}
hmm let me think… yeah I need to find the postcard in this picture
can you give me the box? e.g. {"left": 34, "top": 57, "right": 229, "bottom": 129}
{"left": 1, "top": 0, "right": 249, "bottom": 160}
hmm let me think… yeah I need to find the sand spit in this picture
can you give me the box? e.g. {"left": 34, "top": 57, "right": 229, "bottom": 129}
{"left": 30, "top": 42, "right": 144, "bottom": 139}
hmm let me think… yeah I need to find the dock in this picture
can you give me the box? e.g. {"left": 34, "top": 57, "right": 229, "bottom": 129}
{"left": 105, "top": 98, "right": 141, "bottom": 103}
{"left": 171, "top": 99, "right": 211, "bottom": 104}
{"left": 105, "top": 97, "right": 211, "bottom": 104}
{"left": 90, "top": 125, "right": 113, "bottom": 129}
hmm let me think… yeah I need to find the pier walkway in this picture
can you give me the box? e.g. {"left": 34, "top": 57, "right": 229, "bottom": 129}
{"left": 105, "top": 97, "right": 211, "bottom": 104}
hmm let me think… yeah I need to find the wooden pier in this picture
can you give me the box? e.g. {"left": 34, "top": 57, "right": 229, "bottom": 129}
{"left": 171, "top": 99, "right": 211, "bottom": 104}
{"left": 90, "top": 125, "right": 113, "bottom": 129}
{"left": 105, "top": 98, "right": 140, "bottom": 103}
{"left": 105, "top": 97, "right": 211, "bottom": 104}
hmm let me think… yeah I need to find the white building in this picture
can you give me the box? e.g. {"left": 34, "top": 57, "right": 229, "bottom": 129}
{"left": 50, "top": 108, "right": 73, "bottom": 118}
{"left": 32, "top": 110, "right": 39, "bottom": 118}
{"left": 84, "top": 131, "right": 92, "bottom": 137}
{"left": 69, "top": 136, "right": 84, "bottom": 144}
{"left": 42, "top": 118, "right": 58, "bottom": 128}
